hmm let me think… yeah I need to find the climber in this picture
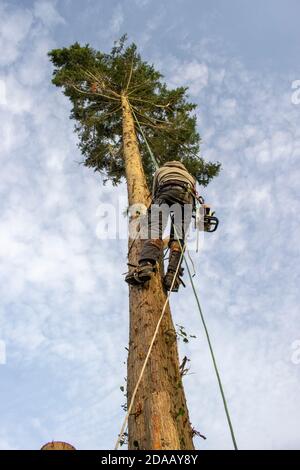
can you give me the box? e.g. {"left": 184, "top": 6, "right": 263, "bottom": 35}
{"left": 125, "top": 161, "right": 196, "bottom": 292}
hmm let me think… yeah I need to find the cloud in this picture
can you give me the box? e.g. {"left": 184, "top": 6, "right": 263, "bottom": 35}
{"left": 33, "top": 0, "right": 65, "bottom": 28}
{"left": 161, "top": 58, "right": 209, "bottom": 95}
{"left": 0, "top": 341, "right": 6, "bottom": 365}
{"left": 134, "top": 0, "right": 150, "bottom": 7}
{"left": 0, "top": 79, "right": 7, "bottom": 105}
{"left": 0, "top": 3, "right": 33, "bottom": 66}
{"left": 154, "top": 33, "right": 300, "bottom": 449}
{"left": 0, "top": 0, "right": 300, "bottom": 451}
{"left": 109, "top": 3, "right": 124, "bottom": 34}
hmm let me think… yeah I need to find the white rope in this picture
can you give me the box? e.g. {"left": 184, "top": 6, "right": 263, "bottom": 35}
{"left": 114, "top": 241, "right": 186, "bottom": 450}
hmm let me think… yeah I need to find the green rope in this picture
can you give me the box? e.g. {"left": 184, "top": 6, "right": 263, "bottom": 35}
{"left": 131, "top": 107, "right": 238, "bottom": 450}
{"left": 130, "top": 105, "right": 159, "bottom": 171}
{"left": 173, "top": 227, "right": 238, "bottom": 450}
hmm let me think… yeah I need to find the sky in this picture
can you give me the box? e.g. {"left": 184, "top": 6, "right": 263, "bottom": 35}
{"left": 0, "top": 0, "right": 300, "bottom": 450}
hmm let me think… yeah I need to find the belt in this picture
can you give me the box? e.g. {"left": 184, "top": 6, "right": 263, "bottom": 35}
{"left": 157, "top": 180, "right": 191, "bottom": 192}
{"left": 154, "top": 180, "right": 196, "bottom": 210}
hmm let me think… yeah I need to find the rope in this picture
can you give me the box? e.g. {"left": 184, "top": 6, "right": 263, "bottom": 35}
{"left": 115, "top": 240, "right": 187, "bottom": 450}
{"left": 172, "top": 223, "right": 238, "bottom": 450}
{"left": 116, "top": 106, "right": 238, "bottom": 450}
{"left": 130, "top": 104, "right": 159, "bottom": 170}
{"left": 186, "top": 245, "right": 196, "bottom": 277}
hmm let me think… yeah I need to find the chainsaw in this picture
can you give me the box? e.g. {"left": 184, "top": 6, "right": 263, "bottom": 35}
{"left": 194, "top": 194, "right": 219, "bottom": 232}
{"left": 193, "top": 195, "right": 219, "bottom": 252}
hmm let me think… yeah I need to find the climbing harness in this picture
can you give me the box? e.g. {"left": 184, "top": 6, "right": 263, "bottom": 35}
{"left": 130, "top": 102, "right": 219, "bottom": 253}
{"left": 117, "top": 108, "right": 238, "bottom": 451}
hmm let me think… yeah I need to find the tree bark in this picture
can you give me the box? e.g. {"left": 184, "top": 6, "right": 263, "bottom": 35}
{"left": 121, "top": 93, "right": 195, "bottom": 450}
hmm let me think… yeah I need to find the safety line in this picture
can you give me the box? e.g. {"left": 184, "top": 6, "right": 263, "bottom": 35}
{"left": 172, "top": 223, "right": 238, "bottom": 450}
{"left": 130, "top": 105, "right": 159, "bottom": 170}
{"left": 115, "top": 241, "right": 186, "bottom": 450}
{"left": 135, "top": 109, "right": 239, "bottom": 450}
{"left": 116, "top": 105, "right": 238, "bottom": 450}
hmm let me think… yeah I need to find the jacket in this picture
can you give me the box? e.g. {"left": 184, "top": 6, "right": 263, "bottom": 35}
{"left": 152, "top": 161, "right": 196, "bottom": 197}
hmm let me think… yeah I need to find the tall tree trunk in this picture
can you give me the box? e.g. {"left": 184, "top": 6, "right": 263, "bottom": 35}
{"left": 121, "top": 93, "right": 195, "bottom": 451}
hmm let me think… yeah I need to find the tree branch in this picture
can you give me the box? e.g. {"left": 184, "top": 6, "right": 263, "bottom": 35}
{"left": 130, "top": 104, "right": 172, "bottom": 130}
{"left": 67, "top": 81, "right": 120, "bottom": 101}
{"left": 129, "top": 96, "right": 171, "bottom": 108}
{"left": 127, "top": 78, "right": 152, "bottom": 96}
{"left": 91, "top": 105, "right": 122, "bottom": 122}
{"left": 82, "top": 68, "right": 121, "bottom": 98}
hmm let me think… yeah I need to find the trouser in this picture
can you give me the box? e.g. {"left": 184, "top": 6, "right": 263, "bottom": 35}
{"left": 139, "top": 184, "right": 194, "bottom": 272}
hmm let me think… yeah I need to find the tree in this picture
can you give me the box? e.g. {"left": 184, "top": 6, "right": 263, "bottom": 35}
{"left": 48, "top": 35, "right": 220, "bottom": 450}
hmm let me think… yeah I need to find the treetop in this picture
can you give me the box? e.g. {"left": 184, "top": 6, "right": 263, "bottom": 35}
{"left": 48, "top": 35, "right": 221, "bottom": 187}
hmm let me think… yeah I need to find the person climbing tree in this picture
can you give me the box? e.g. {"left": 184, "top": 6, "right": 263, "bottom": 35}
{"left": 48, "top": 35, "right": 220, "bottom": 450}
{"left": 125, "top": 160, "right": 196, "bottom": 292}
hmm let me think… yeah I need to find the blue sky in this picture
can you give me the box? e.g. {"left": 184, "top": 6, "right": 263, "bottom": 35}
{"left": 0, "top": 0, "right": 300, "bottom": 450}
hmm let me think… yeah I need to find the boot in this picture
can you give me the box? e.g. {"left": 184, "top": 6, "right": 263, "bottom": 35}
{"left": 164, "top": 241, "right": 185, "bottom": 292}
{"left": 167, "top": 241, "right": 183, "bottom": 270}
{"left": 125, "top": 261, "right": 155, "bottom": 286}
{"left": 163, "top": 267, "right": 185, "bottom": 292}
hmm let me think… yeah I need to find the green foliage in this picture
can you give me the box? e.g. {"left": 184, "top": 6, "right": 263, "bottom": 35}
{"left": 48, "top": 35, "right": 221, "bottom": 187}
